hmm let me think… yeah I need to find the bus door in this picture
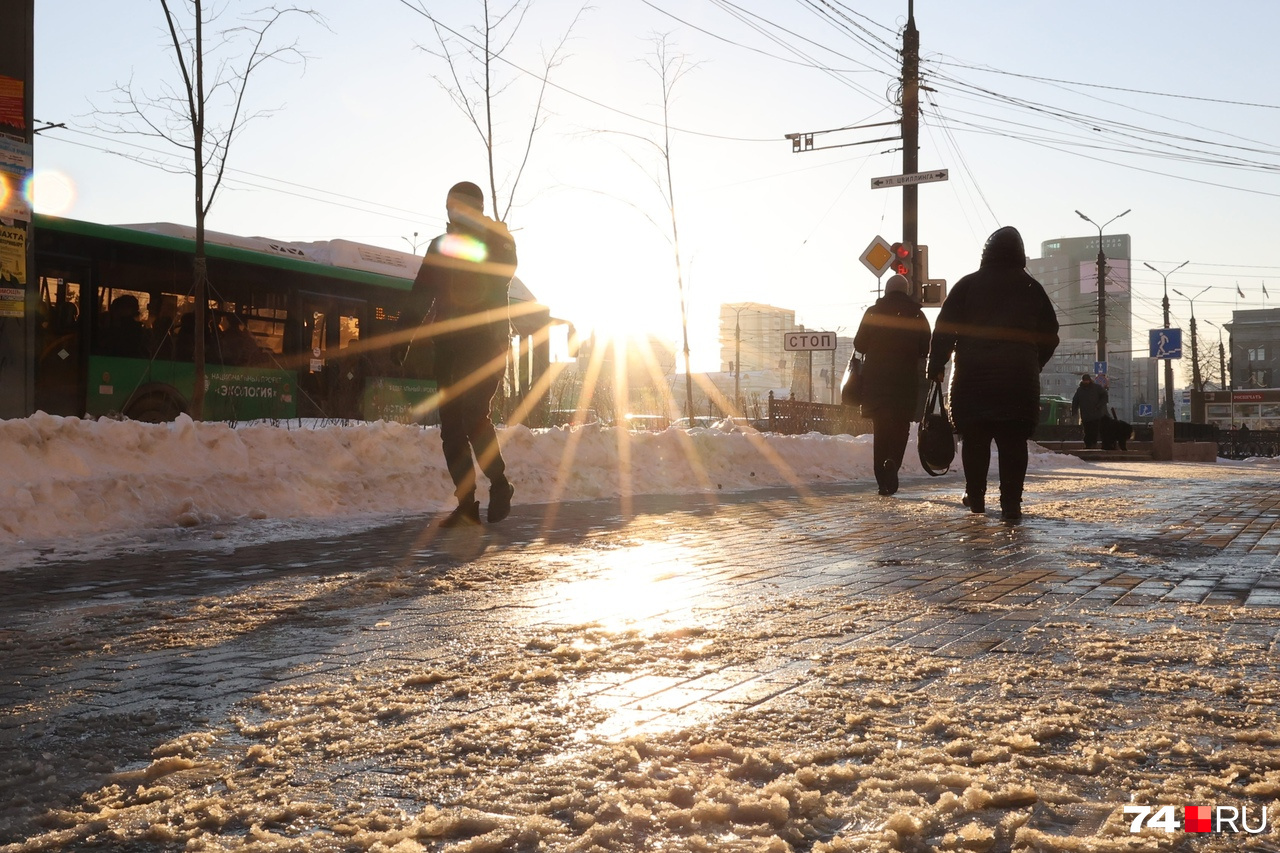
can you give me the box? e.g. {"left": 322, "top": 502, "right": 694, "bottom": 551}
{"left": 33, "top": 258, "right": 89, "bottom": 416}
{"left": 294, "top": 292, "right": 364, "bottom": 419}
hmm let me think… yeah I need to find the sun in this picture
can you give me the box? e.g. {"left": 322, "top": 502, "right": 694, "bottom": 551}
{"left": 574, "top": 296, "right": 679, "bottom": 351}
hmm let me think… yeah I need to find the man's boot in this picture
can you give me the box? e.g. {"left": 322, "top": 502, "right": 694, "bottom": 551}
{"left": 488, "top": 479, "right": 515, "bottom": 523}
{"left": 441, "top": 496, "right": 481, "bottom": 528}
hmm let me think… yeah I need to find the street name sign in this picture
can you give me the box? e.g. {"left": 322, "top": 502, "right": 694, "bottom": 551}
{"left": 784, "top": 331, "right": 837, "bottom": 352}
{"left": 870, "top": 169, "right": 949, "bottom": 189}
{"left": 860, "top": 235, "right": 894, "bottom": 275}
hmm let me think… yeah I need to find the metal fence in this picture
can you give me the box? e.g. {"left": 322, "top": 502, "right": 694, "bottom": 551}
{"left": 1219, "top": 429, "right": 1280, "bottom": 460}
{"left": 762, "top": 395, "right": 1280, "bottom": 460}
{"left": 766, "top": 392, "right": 872, "bottom": 437}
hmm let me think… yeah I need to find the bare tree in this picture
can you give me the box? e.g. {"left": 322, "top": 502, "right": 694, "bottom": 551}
{"left": 572, "top": 35, "right": 699, "bottom": 421}
{"left": 95, "top": 1, "right": 324, "bottom": 419}
{"left": 636, "top": 34, "right": 698, "bottom": 422}
{"left": 1183, "top": 327, "right": 1218, "bottom": 392}
{"left": 401, "top": 0, "right": 590, "bottom": 223}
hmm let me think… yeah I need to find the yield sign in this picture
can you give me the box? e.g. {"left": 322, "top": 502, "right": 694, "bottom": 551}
{"left": 860, "top": 235, "right": 894, "bottom": 276}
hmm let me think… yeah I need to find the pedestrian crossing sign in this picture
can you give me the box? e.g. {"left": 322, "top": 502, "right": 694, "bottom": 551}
{"left": 1150, "top": 328, "right": 1182, "bottom": 359}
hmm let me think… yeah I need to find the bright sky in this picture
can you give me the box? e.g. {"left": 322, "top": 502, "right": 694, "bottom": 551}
{"left": 29, "top": 1, "right": 1280, "bottom": 372}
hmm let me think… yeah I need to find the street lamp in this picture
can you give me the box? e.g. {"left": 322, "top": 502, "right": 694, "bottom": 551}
{"left": 1144, "top": 260, "right": 1188, "bottom": 419}
{"left": 726, "top": 304, "right": 751, "bottom": 415}
{"left": 1173, "top": 285, "right": 1211, "bottom": 394}
{"left": 1204, "top": 319, "right": 1233, "bottom": 430}
{"left": 1075, "top": 208, "right": 1131, "bottom": 369}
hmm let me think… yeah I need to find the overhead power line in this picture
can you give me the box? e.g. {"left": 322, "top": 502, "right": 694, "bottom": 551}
{"left": 930, "top": 60, "right": 1280, "bottom": 111}
{"left": 393, "top": 0, "right": 778, "bottom": 142}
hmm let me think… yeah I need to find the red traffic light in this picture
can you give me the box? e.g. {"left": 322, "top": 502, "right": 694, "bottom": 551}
{"left": 889, "top": 241, "right": 913, "bottom": 277}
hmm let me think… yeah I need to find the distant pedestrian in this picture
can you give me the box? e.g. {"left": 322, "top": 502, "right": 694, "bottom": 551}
{"left": 404, "top": 181, "right": 518, "bottom": 527}
{"left": 1071, "top": 374, "right": 1109, "bottom": 449}
{"left": 926, "top": 226, "right": 1060, "bottom": 521}
{"left": 853, "top": 274, "right": 931, "bottom": 496}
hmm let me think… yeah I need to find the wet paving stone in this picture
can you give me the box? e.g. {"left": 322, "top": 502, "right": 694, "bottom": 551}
{"left": 1, "top": 461, "right": 1279, "bottom": 849}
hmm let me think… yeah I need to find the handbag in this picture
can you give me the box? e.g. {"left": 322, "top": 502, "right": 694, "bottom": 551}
{"left": 917, "top": 379, "right": 955, "bottom": 476}
{"left": 839, "top": 354, "right": 863, "bottom": 407}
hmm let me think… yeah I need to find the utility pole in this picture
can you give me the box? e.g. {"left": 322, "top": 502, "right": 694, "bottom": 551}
{"left": 1189, "top": 314, "right": 1201, "bottom": 393}
{"left": 1173, "top": 285, "right": 1210, "bottom": 394}
{"left": 1076, "top": 209, "right": 1130, "bottom": 372}
{"left": 1219, "top": 337, "right": 1226, "bottom": 390}
{"left": 1162, "top": 287, "right": 1173, "bottom": 416}
{"left": 1229, "top": 331, "right": 1236, "bottom": 428}
{"left": 734, "top": 312, "right": 741, "bottom": 414}
{"left": 901, "top": 1, "right": 920, "bottom": 299}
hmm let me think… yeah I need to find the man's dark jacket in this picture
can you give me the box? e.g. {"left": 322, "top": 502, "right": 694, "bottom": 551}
{"left": 408, "top": 217, "right": 518, "bottom": 358}
{"left": 1072, "top": 381, "right": 1109, "bottom": 422}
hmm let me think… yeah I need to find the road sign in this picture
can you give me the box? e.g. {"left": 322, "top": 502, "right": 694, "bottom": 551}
{"left": 784, "top": 330, "right": 836, "bottom": 351}
{"left": 1150, "top": 328, "right": 1183, "bottom": 359}
{"left": 1138, "top": 403, "right": 1154, "bottom": 417}
{"left": 870, "top": 169, "right": 949, "bottom": 189}
{"left": 921, "top": 279, "right": 946, "bottom": 307}
{"left": 1094, "top": 361, "right": 1107, "bottom": 375}
{"left": 859, "top": 235, "right": 893, "bottom": 275}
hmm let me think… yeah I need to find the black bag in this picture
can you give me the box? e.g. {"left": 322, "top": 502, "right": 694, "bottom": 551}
{"left": 839, "top": 355, "right": 863, "bottom": 407}
{"left": 917, "top": 380, "right": 955, "bottom": 476}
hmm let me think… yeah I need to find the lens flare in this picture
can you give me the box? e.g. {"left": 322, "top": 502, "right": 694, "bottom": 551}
{"left": 437, "top": 233, "right": 488, "bottom": 263}
{"left": 25, "top": 170, "right": 76, "bottom": 215}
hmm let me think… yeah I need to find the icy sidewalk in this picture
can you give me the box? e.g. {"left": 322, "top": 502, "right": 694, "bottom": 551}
{"left": 2, "top": 461, "right": 1279, "bottom": 852}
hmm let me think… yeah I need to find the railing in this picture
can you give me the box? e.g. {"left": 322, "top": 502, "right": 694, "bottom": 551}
{"left": 766, "top": 391, "right": 872, "bottom": 437}
{"left": 1219, "top": 429, "right": 1280, "bottom": 460}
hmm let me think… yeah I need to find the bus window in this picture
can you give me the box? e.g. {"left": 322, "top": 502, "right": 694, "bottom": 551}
{"left": 243, "top": 301, "right": 286, "bottom": 360}
{"left": 94, "top": 287, "right": 152, "bottom": 359}
{"left": 340, "top": 314, "right": 360, "bottom": 350}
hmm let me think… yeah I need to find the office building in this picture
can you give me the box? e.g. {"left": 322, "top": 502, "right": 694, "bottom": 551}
{"left": 1028, "top": 234, "right": 1136, "bottom": 418}
{"left": 719, "top": 302, "right": 800, "bottom": 375}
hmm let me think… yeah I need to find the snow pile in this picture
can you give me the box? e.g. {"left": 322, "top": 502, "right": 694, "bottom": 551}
{"left": 2, "top": 412, "right": 1075, "bottom": 565}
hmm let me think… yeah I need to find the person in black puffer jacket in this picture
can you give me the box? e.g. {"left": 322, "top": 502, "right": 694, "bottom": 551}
{"left": 854, "top": 274, "right": 932, "bottom": 496}
{"left": 926, "top": 226, "right": 1059, "bottom": 521}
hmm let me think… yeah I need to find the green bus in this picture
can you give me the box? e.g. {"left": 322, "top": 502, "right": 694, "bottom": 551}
{"left": 31, "top": 214, "right": 468, "bottom": 423}
{"left": 1038, "top": 395, "right": 1073, "bottom": 426}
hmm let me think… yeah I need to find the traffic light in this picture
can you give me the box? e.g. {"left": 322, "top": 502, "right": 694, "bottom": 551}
{"left": 889, "top": 241, "right": 913, "bottom": 278}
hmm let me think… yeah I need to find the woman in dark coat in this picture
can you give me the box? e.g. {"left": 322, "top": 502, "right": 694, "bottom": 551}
{"left": 854, "top": 274, "right": 932, "bottom": 496}
{"left": 926, "top": 226, "right": 1059, "bottom": 520}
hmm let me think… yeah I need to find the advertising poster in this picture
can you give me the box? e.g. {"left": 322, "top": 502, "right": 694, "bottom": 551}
{"left": 0, "top": 133, "right": 32, "bottom": 221}
{"left": 0, "top": 221, "right": 25, "bottom": 287}
{"left": 0, "top": 76, "right": 22, "bottom": 130}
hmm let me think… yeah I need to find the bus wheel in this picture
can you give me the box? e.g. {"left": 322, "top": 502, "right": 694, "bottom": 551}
{"left": 123, "top": 385, "right": 187, "bottom": 423}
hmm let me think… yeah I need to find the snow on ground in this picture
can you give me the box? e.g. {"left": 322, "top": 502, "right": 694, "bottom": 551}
{"left": 1, "top": 412, "right": 1079, "bottom": 570}
{"left": 5, "top": 550, "right": 1279, "bottom": 852}
{"left": 5, "top": 415, "right": 1280, "bottom": 851}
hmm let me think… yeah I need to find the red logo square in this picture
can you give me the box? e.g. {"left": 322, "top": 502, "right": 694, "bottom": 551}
{"left": 1185, "top": 805, "right": 1211, "bottom": 833}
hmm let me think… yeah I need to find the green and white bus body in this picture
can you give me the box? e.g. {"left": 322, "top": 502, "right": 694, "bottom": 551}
{"left": 33, "top": 214, "right": 440, "bottom": 424}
